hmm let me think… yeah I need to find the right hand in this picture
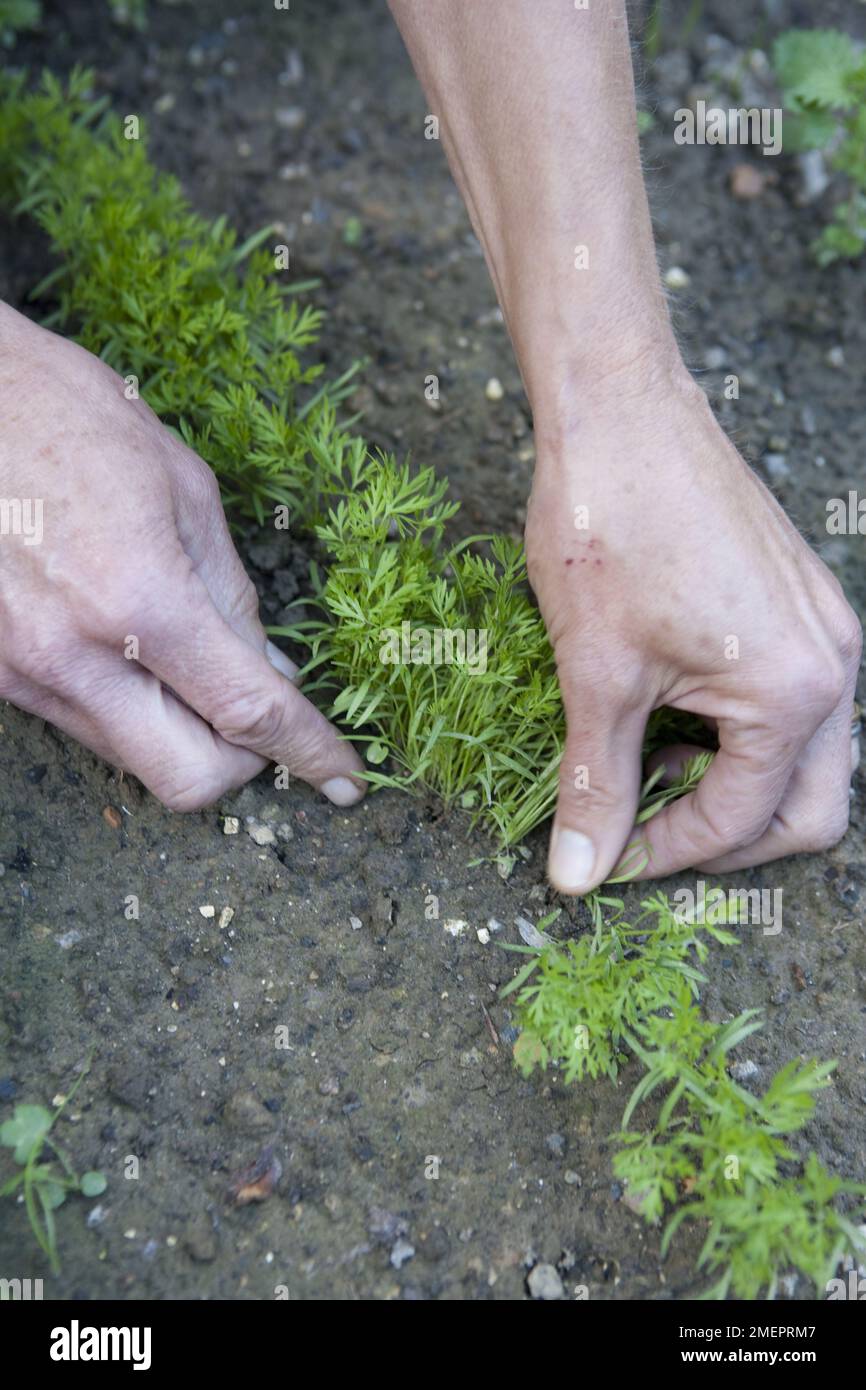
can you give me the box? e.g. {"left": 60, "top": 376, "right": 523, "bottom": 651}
{"left": 526, "top": 366, "right": 861, "bottom": 894}
{"left": 0, "top": 304, "right": 365, "bottom": 810}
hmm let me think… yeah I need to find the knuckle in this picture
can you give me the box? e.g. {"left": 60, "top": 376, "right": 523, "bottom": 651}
{"left": 776, "top": 649, "right": 846, "bottom": 715}
{"left": 178, "top": 454, "right": 222, "bottom": 512}
{"left": 560, "top": 651, "right": 644, "bottom": 714}
{"left": 792, "top": 799, "right": 850, "bottom": 854}
{"left": 153, "top": 771, "right": 224, "bottom": 814}
{"left": 214, "top": 687, "right": 286, "bottom": 749}
{"left": 595, "top": 663, "right": 645, "bottom": 712}
{"left": 688, "top": 796, "right": 770, "bottom": 859}
{"left": 10, "top": 628, "right": 79, "bottom": 693}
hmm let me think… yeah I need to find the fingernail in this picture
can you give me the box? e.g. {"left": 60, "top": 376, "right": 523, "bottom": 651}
{"left": 266, "top": 640, "right": 299, "bottom": 681}
{"left": 321, "top": 776, "right": 364, "bottom": 807}
{"left": 549, "top": 826, "right": 595, "bottom": 893}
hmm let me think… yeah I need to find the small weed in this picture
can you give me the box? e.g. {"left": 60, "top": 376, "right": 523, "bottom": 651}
{"left": 774, "top": 27, "right": 866, "bottom": 264}
{"left": 0, "top": 1058, "right": 107, "bottom": 1274}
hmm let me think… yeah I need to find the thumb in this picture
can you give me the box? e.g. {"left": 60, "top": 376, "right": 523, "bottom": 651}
{"left": 133, "top": 567, "right": 367, "bottom": 805}
{"left": 548, "top": 667, "right": 649, "bottom": 895}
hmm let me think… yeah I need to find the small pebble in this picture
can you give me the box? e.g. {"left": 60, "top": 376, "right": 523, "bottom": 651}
{"left": 485, "top": 377, "right": 504, "bottom": 401}
{"left": 763, "top": 453, "right": 789, "bottom": 479}
{"left": 795, "top": 149, "right": 830, "bottom": 206}
{"left": 275, "top": 106, "right": 305, "bottom": 131}
{"left": 349, "top": 915, "right": 363, "bottom": 931}
{"left": 527, "top": 1263, "right": 564, "bottom": 1300}
{"left": 826, "top": 346, "right": 845, "bottom": 368}
{"left": 664, "top": 265, "right": 690, "bottom": 289}
{"left": 390, "top": 1238, "right": 415, "bottom": 1269}
{"left": 223, "top": 817, "right": 240, "bottom": 835}
{"left": 199, "top": 905, "right": 215, "bottom": 919}
{"left": 476, "top": 926, "right": 490, "bottom": 944}
{"left": 443, "top": 919, "right": 467, "bottom": 938}
{"left": 218, "top": 907, "right": 234, "bottom": 930}
{"left": 246, "top": 819, "right": 276, "bottom": 847}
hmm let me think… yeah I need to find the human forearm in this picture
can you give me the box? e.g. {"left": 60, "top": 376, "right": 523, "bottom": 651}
{"left": 387, "top": 0, "right": 681, "bottom": 438}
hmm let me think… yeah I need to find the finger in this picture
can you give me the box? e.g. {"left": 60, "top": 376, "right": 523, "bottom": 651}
{"left": 4, "top": 657, "right": 267, "bottom": 811}
{"left": 626, "top": 711, "right": 811, "bottom": 881}
{"left": 696, "top": 694, "right": 858, "bottom": 874}
{"left": 548, "top": 656, "right": 651, "bottom": 895}
{"left": 167, "top": 449, "right": 300, "bottom": 680}
{"left": 133, "top": 565, "right": 366, "bottom": 804}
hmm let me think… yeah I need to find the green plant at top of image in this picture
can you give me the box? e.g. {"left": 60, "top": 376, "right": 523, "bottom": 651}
{"left": 0, "top": 0, "right": 143, "bottom": 46}
{"left": 503, "top": 892, "right": 866, "bottom": 1299}
{"left": 0, "top": 66, "right": 358, "bottom": 525}
{"left": 107, "top": 0, "right": 147, "bottom": 30}
{"left": 0, "top": 0, "right": 39, "bottom": 46}
{"left": 773, "top": 28, "right": 866, "bottom": 265}
{"left": 0, "top": 1058, "right": 107, "bottom": 1276}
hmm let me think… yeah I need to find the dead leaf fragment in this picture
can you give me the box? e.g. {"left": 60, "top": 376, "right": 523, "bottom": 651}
{"left": 226, "top": 1146, "right": 282, "bottom": 1206}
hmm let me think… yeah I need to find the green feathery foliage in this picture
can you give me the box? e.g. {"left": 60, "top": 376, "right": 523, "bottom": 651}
{"left": 1, "top": 68, "right": 863, "bottom": 1300}
{"left": 0, "top": 67, "right": 355, "bottom": 523}
{"left": 277, "top": 446, "right": 713, "bottom": 847}
{"left": 503, "top": 892, "right": 866, "bottom": 1299}
{"left": 0, "top": 67, "right": 712, "bottom": 849}
{"left": 774, "top": 28, "right": 866, "bottom": 264}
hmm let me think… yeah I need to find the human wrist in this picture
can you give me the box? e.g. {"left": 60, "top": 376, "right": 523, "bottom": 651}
{"left": 528, "top": 325, "right": 700, "bottom": 465}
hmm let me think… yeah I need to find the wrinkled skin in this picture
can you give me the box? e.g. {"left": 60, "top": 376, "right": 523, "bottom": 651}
{"left": 0, "top": 305, "right": 365, "bottom": 810}
{"left": 526, "top": 369, "right": 861, "bottom": 891}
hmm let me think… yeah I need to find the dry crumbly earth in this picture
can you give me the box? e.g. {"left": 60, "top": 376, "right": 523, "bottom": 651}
{"left": 0, "top": 0, "right": 864, "bottom": 1301}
